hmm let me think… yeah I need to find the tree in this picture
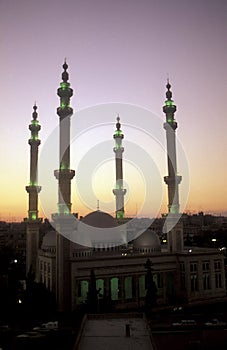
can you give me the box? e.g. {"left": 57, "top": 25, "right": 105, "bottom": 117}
{"left": 144, "top": 259, "right": 157, "bottom": 314}
{"left": 86, "top": 269, "right": 99, "bottom": 313}
{"left": 23, "top": 266, "right": 56, "bottom": 320}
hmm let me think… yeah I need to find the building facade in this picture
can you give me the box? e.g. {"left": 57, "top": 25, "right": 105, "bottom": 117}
{"left": 27, "top": 63, "right": 226, "bottom": 311}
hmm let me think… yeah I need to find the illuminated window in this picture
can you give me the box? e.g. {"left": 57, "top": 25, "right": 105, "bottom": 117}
{"left": 96, "top": 279, "right": 104, "bottom": 298}
{"left": 110, "top": 277, "right": 119, "bottom": 300}
{"left": 139, "top": 275, "right": 146, "bottom": 298}
{"left": 124, "top": 277, "right": 132, "bottom": 299}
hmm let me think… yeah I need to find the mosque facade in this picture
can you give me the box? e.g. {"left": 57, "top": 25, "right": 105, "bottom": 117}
{"left": 26, "top": 63, "right": 226, "bottom": 311}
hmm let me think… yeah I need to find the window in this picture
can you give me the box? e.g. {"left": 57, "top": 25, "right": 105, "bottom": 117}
{"left": 191, "top": 274, "right": 198, "bottom": 291}
{"left": 203, "top": 273, "right": 210, "bottom": 290}
{"left": 202, "top": 261, "right": 210, "bottom": 271}
{"left": 180, "top": 262, "right": 185, "bottom": 272}
{"left": 153, "top": 273, "right": 163, "bottom": 289}
{"left": 215, "top": 273, "right": 222, "bottom": 288}
{"left": 180, "top": 273, "right": 186, "bottom": 289}
{"left": 190, "top": 262, "right": 198, "bottom": 291}
{"left": 78, "top": 282, "right": 81, "bottom": 297}
{"left": 190, "top": 262, "right": 197, "bottom": 272}
{"left": 180, "top": 263, "right": 186, "bottom": 289}
{"left": 124, "top": 277, "right": 132, "bottom": 299}
{"left": 214, "top": 260, "right": 221, "bottom": 270}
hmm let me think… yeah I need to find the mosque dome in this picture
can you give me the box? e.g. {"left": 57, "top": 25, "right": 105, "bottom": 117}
{"left": 41, "top": 230, "right": 56, "bottom": 250}
{"left": 82, "top": 210, "right": 117, "bottom": 228}
{"left": 133, "top": 228, "right": 161, "bottom": 253}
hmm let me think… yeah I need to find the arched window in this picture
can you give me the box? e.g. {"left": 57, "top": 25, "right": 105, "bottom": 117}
{"left": 77, "top": 280, "right": 89, "bottom": 303}
{"left": 124, "top": 277, "right": 132, "bottom": 299}
{"left": 139, "top": 275, "right": 146, "bottom": 298}
{"left": 110, "top": 277, "right": 119, "bottom": 300}
{"left": 96, "top": 279, "right": 104, "bottom": 298}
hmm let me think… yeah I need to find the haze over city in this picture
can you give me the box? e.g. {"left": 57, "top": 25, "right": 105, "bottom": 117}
{"left": 0, "top": 0, "right": 226, "bottom": 221}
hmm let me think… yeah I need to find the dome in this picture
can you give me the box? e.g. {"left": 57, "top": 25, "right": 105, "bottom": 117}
{"left": 41, "top": 230, "right": 56, "bottom": 249}
{"left": 82, "top": 210, "right": 117, "bottom": 228}
{"left": 133, "top": 228, "right": 161, "bottom": 253}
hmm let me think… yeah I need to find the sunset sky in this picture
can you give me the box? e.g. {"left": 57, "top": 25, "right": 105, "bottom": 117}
{"left": 0, "top": 0, "right": 226, "bottom": 221}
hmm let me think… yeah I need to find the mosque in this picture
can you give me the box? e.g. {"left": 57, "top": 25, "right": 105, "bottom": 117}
{"left": 26, "top": 62, "right": 226, "bottom": 312}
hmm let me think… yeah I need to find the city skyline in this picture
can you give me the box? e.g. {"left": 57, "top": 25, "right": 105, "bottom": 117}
{"left": 0, "top": 0, "right": 226, "bottom": 221}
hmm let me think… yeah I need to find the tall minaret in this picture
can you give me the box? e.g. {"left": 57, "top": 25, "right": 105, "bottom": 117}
{"left": 54, "top": 61, "right": 75, "bottom": 215}
{"left": 163, "top": 81, "right": 183, "bottom": 252}
{"left": 25, "top": 104, "right": 41, "bottom": 276}
{"left": 54, "top": 61, "right": 75, "bottom": 311}
{"left": 113, "top": 116, "right": 126, "bottom": 219}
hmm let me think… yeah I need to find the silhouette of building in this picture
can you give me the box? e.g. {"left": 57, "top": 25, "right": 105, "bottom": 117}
{"left": 26, "top": 63, "right": 226, "bottom": 311}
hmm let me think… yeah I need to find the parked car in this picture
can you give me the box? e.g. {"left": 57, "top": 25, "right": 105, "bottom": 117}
{"left": 172, "top": 319, "right": 196, "bottom": 326}
{"left": 205, "top": 318, "right": 227, "bottom": 326}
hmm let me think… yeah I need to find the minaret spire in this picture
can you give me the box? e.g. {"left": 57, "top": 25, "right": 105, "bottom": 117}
{"left": 113, "top": 115, "right": 126, "bottom": 219}
{"left": 163, "top": 81, "right": 183, "bottom": 252}
{"left": 25, "top": 104, "right": 41, "bottom": 275}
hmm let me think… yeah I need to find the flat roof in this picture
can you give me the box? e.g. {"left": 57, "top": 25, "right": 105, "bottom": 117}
{"left": 75, "top": 313, "right": 154, "bottom": 350}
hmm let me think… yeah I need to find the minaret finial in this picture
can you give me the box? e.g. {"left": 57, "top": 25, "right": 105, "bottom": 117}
{"left": 62, "top": 60, "right": 69, "bottom": 82}
{"left": 166, "top": 79, "right": 172, "bottom": 100}
{"left": 32, "top": 103, "right": 38, "bottom": 120}
{"left": 116, "top": 114, "right": 121, "bottom": 130}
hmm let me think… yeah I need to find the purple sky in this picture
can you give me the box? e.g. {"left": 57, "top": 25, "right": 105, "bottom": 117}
{"left": 0, "top": 0, "right": 226, "bottom": 221}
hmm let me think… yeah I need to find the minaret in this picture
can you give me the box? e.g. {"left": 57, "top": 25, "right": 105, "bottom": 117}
{"left": 25, "top": 104, "right": 41, "bottom": 276}
{"left": 113, "top": 116, "right": 126, "bottom": 219}
{"left": 163, "top": 81, "right": 183, "bottom": 252}
{"left": 54, "top": 61, "right": 75, "bottom": 214}
{"left": 53, "top": 61, "right": 75, "bottom": 311}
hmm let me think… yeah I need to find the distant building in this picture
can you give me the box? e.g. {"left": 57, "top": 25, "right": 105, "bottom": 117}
{"left": 0, "top": 221, "right": 26, "bottom": 259}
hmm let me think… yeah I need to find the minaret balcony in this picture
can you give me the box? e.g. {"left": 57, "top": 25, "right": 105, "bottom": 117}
{"left": 28, "top": 139, "right": 40, "bottom": 147}
{"left": 26, "top": 185, "right": 41, "bottom": 194}
{"left": 113, "top": 188, "right": 127, "bottom": 195}
{"left": 164, "top": 175, "right": 182, "bottom": 185}
{"left": 54, "top": 169, "right": 75, "bottom": 180}
{"left": 57, "top": 106, "right": 73, "bottom": 119}
{"left": 163, "top": 104, "right": 176, "bottom": 114}
{"left": 57, "top": 87, "right": 73, "bottom": 98}
{"left": 163, "top": 121, "right": 177, "bottom": 131}
{"left": 113, "top": 147, "right": 124, "bottom": 154}
{"left": 29, "top": 124, "right": 41, "bottom": 132}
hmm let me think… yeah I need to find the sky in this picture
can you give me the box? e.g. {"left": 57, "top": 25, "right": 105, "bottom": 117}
{"left": 0, "top": 0, "right": 226, "bottom": 221}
